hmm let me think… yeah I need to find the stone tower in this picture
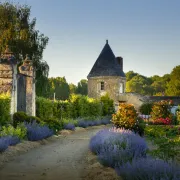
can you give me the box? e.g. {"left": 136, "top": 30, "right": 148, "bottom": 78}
{"left": 87, "top": 40, "right": 126, "bottom": 107}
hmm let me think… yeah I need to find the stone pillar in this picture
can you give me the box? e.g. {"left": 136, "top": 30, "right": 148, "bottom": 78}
{"left": 19, "top": 55, "right": 36, "bottom": 116}
{"left": 0, "top": 46, "right": 17, "bottom": 118}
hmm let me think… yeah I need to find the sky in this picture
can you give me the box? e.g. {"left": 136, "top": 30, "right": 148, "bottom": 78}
{"left": 2, "top": 0, "right": 180, "bottom": 85}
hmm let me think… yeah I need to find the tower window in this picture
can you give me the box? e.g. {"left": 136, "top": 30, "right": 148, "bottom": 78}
{"left": 100, "top": 82, "right": 105, "bottom": 90}
{"left": 119, "top": 83, "right": 124, "bottom": 93}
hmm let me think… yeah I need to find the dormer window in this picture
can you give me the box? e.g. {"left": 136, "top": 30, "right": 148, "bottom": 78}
{"left": 100, "top": 82, "right": 105, "bottom": 90}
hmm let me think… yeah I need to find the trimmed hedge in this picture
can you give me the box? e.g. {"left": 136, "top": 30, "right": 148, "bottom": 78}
{"left": 36, "top": 94, "right": 114, "bottom": 120}
{"left": 0, "top": 93, "right": 11, "bottom": 125}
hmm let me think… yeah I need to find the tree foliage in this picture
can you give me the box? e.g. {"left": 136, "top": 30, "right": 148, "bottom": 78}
{"left": 47, "top": 77, "right": 70, "bottom": 100}
{"left": 69, "top": 83, "right": 77, "bottom": 94}
{"left": 0, "top": 2, "right": 49, "bottom": 96}
{"left": 166, "top": 65, "right": 180, "bottom": 96}
{"left": 125, "top": 68, "right": 177, "bottom": 96}
{"left": 76, "top": 79, "right": 88, "bottom": 95}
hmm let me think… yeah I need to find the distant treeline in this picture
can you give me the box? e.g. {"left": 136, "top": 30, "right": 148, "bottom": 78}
{"left": 36, "top": 77, "right": 88, "bottom": 100}
{"left": 36, "top": 65, "right": 180, "bottom": 100}
{"left": 126, "top": 65, "right": 180, "bottom": 96}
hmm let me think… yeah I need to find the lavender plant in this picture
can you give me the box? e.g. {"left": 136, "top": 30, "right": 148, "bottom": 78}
{"left": 100, "top": 117, "right": 111, "bottom": 125}
{"left": 77, "top": 121, "right": 88, "bottom": 128}
{"left": 89, "top": 128, "right": 148, "bottom": 167}
{"left": 6, "top": 136, "right": 20, "bottom": 146}
{"left": 0, "top": 136, "right": 20, "bottom": 152}
{"left": 25, "top": 121, "right": 54, "bottom": 141}
{"left": 0, "top": 136, "right": 9, "bottom": 152}
{"left": 115, "top": 157, "right": 180, "bottom": 180}
{"left": 63, "top": 123, "right": 75, "bottom": 130}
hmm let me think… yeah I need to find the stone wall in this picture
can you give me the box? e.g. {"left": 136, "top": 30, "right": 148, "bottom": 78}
{"left": 88, "top": 76, "right": 126, "bottom": 103}
{"left": 0, "top": 64, "right": 13, "bottom": 93}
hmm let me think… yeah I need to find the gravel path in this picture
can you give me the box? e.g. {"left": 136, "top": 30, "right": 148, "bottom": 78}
{"left": 0, "top": 126, "right": 105, "bottom": 180}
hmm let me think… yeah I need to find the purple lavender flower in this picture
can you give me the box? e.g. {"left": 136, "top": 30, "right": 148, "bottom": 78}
{"left": 77, "top": 121, "right": 88, "bottom": 128}
{"left": 0, "top": 136, "right": 9, "bottom": 152}
{"left": 64, "top": 123, "right": 75, "bottom": 130}
{"left": 0, "top": 136, "right": 20, "bottom": 152}
{"left": 89, "top": 129, "right": 147, "bottom": 167}
{"left": 101, "top": 118, "right": 110, "bottom": 125}
{"left": 115, "top": 157, "right": 180, "bottom": 180}
{"left": 25, "top": 121, "right": 54, "bottom": 141}
{"left": 6, "top": 136, "right": 20, "bottom": 146}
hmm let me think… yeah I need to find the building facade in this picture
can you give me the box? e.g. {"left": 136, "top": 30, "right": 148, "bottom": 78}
{"left": 87, "top": 40, "right": 126, "bottom": 106}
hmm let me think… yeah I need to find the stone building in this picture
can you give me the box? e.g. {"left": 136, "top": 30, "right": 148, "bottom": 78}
{"left": 87, "top": 40, "right": 126, "bottom": 107}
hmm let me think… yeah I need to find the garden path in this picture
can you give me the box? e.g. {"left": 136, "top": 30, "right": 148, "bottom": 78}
{"left": 0, "top": 126, "right": 105, "bottom": 180}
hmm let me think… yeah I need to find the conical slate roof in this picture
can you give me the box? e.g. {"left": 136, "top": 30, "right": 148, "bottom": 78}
{"left": 87, "top": 40, "right": 125, "bottom": 78}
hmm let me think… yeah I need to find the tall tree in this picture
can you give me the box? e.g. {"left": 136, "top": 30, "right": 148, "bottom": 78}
{"left": 69, "top": 83, "right": 77, "bottom": 94}
{"left": 125, "top": 71, "right": 138, "bottom": 81}
{"left": 48, "top": 77, "right": 70, "bottom": 100}
{"left": 166, "top": 65, "right": 180, "bottom": 96}
{"left": 0, "top": 2, "right": 49, "bottom": 96}
{"left": 126, "top": 75, "right": 153, "bottom": 95}
{"left": 76, "top": 79, "right": 88, "bottom": 95}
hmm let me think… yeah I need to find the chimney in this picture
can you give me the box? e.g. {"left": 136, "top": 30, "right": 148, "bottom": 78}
{"left": 116, "top": 57, "right": 123, "bottom": 71}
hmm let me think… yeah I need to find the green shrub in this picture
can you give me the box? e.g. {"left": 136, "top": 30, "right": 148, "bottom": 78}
{"left": 36, "top": 97, "right": 54, "bottom": 119}
{"left": 26, "top": 116, "right": 41, "bottom": 124}
{"left": 112, "top": 103, "right": 145, "bottom": 136}
{"left": 55, "top": 101, "right": 72, "bottom": 119}
{"left": 134, "top": 117, "right": 146, "bottom": 136}
{"left": 150, "top": 100, "right": 173, "bottom": 120}
{"left": 171, "top": 115, "right": 178, "bottom": 125}
{"left": 112, "top": 103, "right": 138, "bottom": 129}
{"left": 78, "top": 95, "right": 90, "bottom": 117}
{"left": 13, "top": 111, "right": 28, "bottom": 127}
{"left": 35, "top": 94, "right": 114, "bottom": 120}
{"left": 176, "top": 106, "right": 180, "bottom": 122}
{"left": 69, "top": 94, "right": 81, "bottom": 118}
{"left": 145, "top": 125, "right": 180, "bottom": 138}
{"left": 88, "top": 98, "right": 101, "bottom": 117}
{"left": 0, "top": 123, "right": 27, "bottom": 139}
{"left": 42, "top": 117, "right": 63, "bottom": 133}
{"left": 100, "top": 94, "right": 115, "bottom": 116}
{"left": 62, "top": 118, "right": 78, "bottom": 127}
{"left": 0, "top": 93, "right": 11, "bottom": 125}
{"left": 145, "top": 125, "right": 180, "bottom": 161}
{"left": 139, "top": 102, "right": 153, "bottom": 115}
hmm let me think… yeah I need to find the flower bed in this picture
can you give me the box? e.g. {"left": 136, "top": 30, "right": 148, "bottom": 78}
{"left": 0, "top": 136, "right": 20, "bottom": 152}
{"left": 145, "top": 125, "right": 180, "bottom": 162}
{"left": 25, "top": 122, "right": 54, "bottom": 141}
{"left": 89, "top": 127, "right": 180, "bottom": 180}
{"left": 0, "top": 116, "right": 112, "bottom": 153}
